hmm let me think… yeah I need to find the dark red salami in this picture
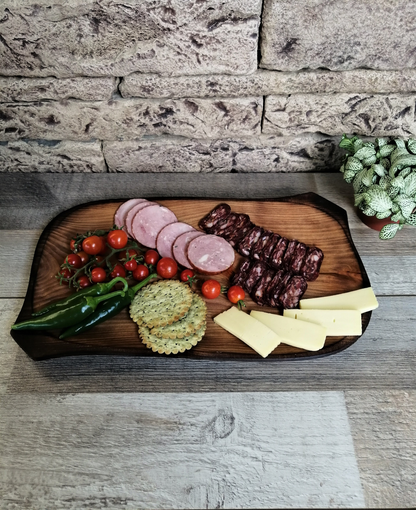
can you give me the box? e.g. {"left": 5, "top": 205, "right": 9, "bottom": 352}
{"left": 199, "top": 203, "right": 231, "bottom": 231}
{"left": 260, "top": 233, "right": 280, "bottom": 263}
{"left": 278, "top": 275, "right": 308, "bottom": 309}
{"left": 282, "top": 240, "right": 298, "bottom": 271}
{"left": 237, "top": 226, "right": 263, "bottom": 257}
{"left": 290, "top": 242, "right": 307, "bottom": 275}
{"left": 269, "top": 237, "right": 288, "bottom": 269}
{"left": 252, "top": 269, "right": 275, "bottom": 306}
{"left": 268, "top": 271, "right": 291, "bottom": 308}
{"left": 226, "top": 221, "right": 254, "bottom": 247}
{"left": 252, "top": 230, "right": 273, "bottom": 260}
{"left": 211, "top": 213, "right": 239, "bottom": 236}
{"left": 301, "top": 247, "right": 324, "bottom": 281}
{"left": 231, "top": 259, "right": 251, "bottom": 287}
{"left": 221, "top": 213, "right": 251, "bottom": 241}
{"left": 244, "top": 260, "right": 267, "bottom": 293}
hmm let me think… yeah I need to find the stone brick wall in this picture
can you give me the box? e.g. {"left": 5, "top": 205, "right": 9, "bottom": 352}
{"left": 1, "top": 0, "right": 415, "bottom": 173}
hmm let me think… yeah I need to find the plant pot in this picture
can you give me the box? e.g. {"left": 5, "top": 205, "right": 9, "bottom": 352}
{"left": 356, "top": 208, "right": 399, "bottom": 232}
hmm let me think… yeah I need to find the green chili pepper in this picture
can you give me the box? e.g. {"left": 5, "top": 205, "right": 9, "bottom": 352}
{"left": 12, "top": 289, "right": 126, "bottom": 331}
{"left": 59, "top": 273, "right": 157, "bottom": 340}
{"left": 32, "top": 277, "right": 129, "bottom": 317}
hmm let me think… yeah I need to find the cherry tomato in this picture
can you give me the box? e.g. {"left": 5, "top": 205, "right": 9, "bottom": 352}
{"left": 98, "top": 236, "right": 110, "bottom": 255}
{"left": 77, "top": 251, "right": 89, "bottom": 265}
{"left": 118, "top": 248, "right": 139, "bottom": 261}
{"left": 156, "top": 257, "right": 178, "bottom": 279}
{"left": 59, "top": 267, "right": 74, "bottom": 282}
{"left": 110, "top": 263, "right": 126, "bottom": 279}
{"left": 77, "top": 275, "right": 91, "bottom": 288}
{"left": 227, "top": 285, "right": 246, "bottom": 308}
{"left": 82, "top": 235, "right": 104, "bottom": 256}
{"left": 91, "top": 267, "right": 107, "bottom": 283}
{"left": 124, "top": 259, "right": 138, "bottom": 272}
{"left": 144, "top": 249, "right": 160, "bottom": 266}
{"left": 180, "top": 269, "right": 195, "bottom": 282}
{"left": 201, "top": 279, "right": 222, "bottom": 299}
{"left": 107, "top": 229, "right": 128, "bottom": 250}
{"left": 70, "top": 238, "right": 76, "bottom": 252}
{"left": 66, "top": 253, "right": 82, "bottom": 269}
{"left": 133, "top": 264, "right": 150, "bottom": 281}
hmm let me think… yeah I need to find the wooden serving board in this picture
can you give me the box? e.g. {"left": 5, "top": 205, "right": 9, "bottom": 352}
{"left": 11, "top": 193, "right": 372, "bottom": 361}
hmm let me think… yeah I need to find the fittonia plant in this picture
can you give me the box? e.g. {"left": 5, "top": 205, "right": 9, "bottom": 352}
{"left": 339, "top": 134, "right": 416, "bottom": 239}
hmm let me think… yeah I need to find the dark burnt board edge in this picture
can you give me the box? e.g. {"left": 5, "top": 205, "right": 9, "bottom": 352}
{"left": 10, "top": 193, "right": 372, "bottom": 361}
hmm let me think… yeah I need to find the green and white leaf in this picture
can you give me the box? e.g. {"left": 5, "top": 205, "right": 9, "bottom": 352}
{"left": 403, "top": 173, "right": 416, "bottom": 196}
{"left": 379, "top": 144, "right": 395, "bottom": 158}
{"left": 405, "top": 213, "right": 416, "bottom": 226}
{"left": 390, "top": 155, "right": 416, "bottom": 176}
{"left": 339, "top": 134, "right": 357, "bottom": 154}
{"left": 380, "top": 157, "right": 391, "bottom": 170}
{"left": 376, "top": 209, "right": 392, "bottom": 219}
{"left": 361, "top": 205, "right": 377, "bottom": 216}
{"left": 363, "top": 155, "right": 377, "bottom": 166}
{"left": 394, "top": 196, "right": 415, "bottom": 218}
{"left": 354, "top": 146, "right": 376, "bottom": 161}
{"left": 362, "top": 167, "right": 375, "bottom": 187}
{"left": 345, "top": 156, "right": 363, "bottom": 173}
{"left": 353, "top": 169, "right": 366, "bottom": 193}
{"left": 375, "top": 137, "right": 389, "bottom": 148}
{"left": 354, "top": 193, "right": 367, "bottom": 207}
{"left": 353, "top": 138, "right": 364, "bottom": 153}
{"left": 372, "top": 163, "right": 387, "bottom": 177}
{"left": 378, "top": 175, "right": 391, "bottom": 190}
{"left": 365, "top": 187, "right": 393, "bottom": 212}
{"left": 391, "top": 211, "right": 406, "bottom": 223}
{"left": 379, "top": 223, "right": 400, "bottom": 240}
{"left": 398, "top": 167, "right": 412, "bottom": 179}
{"left": 394, "top": 139, "right": 407, "bottom": 150}
{"left": 343, "top": 169, "right": 356, "bottom": 183}
{"left": 391, "top": 202, "right": 400, "bottom": 213}
{"left": 390, "top": 175, "right": 405, "bottom": 189}
{"left": 407, "top": 138, "right": 416, "bottom": 155}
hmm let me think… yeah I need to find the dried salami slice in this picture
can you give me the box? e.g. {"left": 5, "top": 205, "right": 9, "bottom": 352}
{"left": 244, "top": 260, "right": 267, "bottom": 294}
{"left": 125, "top": 201, "right": 157, "bottom": 238}
{"left": 221, "top": 213, "right": 251, "bottom": 240}
{"left": 237, "top": 226, "right": 263, "bottom": 257}
{"left": 114, "top": 199, "right": 148, "bottom": 230}
{"left": 172, "top": 230, "right": 205, "bottom": 269}
{"left": 268, "top": 270, "right": 291, "bottom": 308}
{"left": 282, "top": 240, "right": 298, "bottom": 271}
{"left": 252, "top": 269, "right": 275, "bottom": 306}
{"left": 260, "top": 233, "right": 280, "bottom": 263}
{"left": 301, "top": 247, "right": 324, "bottom": 281}
{"left": 269, "top": 237, "right": 289, "bottom": 269}
{"left": 231, "top": 259, "right": 251, "bottom": 287}
{"left": 210, "top": 213, "right": 239, "bottom": 236}
{"left": 290, "top": 242, "right": 308, "bottom": 275}
{"left": 199, "top": 203, "right": 231, "bottom": 231}
{"left": 226, "top": 221, "right": 254, "bottom": 247}
{"left": 278, "top": 275, "right": 308, "bottom": 309}
{"left": 131, "top": 204, "right": 178, "bottom": 248}
{"left": 156, "top": 222, "right": 195, "bottom": 259}
{"left": 187, "top": 235, "right": 235, "bottom": 275}
{"left": 252, "top": 230, "right": 273, "bottom": 260}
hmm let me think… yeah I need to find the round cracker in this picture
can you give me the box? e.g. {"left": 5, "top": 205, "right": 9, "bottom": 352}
{"left": 139, "top": 322, "right": 206, "bottom": 355}
{"left": 150, "top": 293, "right": 207, "bottom": 339}
{"left": 130, "top": 280, "right": 192, "bottom": 328}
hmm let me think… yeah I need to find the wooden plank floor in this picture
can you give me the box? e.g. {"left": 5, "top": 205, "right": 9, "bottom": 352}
{"left": 1, "top": 173, "right": 415, "bottom": 508}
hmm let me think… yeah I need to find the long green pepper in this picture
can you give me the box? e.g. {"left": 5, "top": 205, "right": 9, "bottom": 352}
{"left": 12, "top": 289, "right": 127, "bottom": 331}
{"left": 32, "top": 277, "right": 129, "bottom": 317}
{"left": 59, "top": 273, "right": 157, "bottom": 339}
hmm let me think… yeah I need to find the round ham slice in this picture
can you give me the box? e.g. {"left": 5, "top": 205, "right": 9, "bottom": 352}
{"left": 131, "top": 204, "right": 178, "bottom": 249}
{"left": 156, "top": 222, "right": 195, "bottom": 259}
{"left": 125, "top": 201, "right": 156, "bottom": 238}
{"left": 187, "top": 234, "right": 235, "bottom": 275}
{"left": 172, "top": 230, "right": 205, "bottom": 268}
{"left": 114, "top": 199, "right": 148, "bottom": 229}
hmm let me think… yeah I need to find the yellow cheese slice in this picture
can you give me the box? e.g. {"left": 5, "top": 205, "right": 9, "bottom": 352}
{"left": 214, "top": 307, "right": 281, "bottom": 358}
{"left": 283, "top": 309, "right": 362, "bottom": 336}
{"left": 250, "top": 310, "right": 327, "bottom": 351}
{"left": 299, "top": 287, "right": 378, "bottom": 313}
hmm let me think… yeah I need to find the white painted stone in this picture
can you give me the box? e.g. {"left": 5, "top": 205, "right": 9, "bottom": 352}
{"left": 0, "top": 140, "right": 106, "bottom": 172}
{"left": 260, "top": 0, "right": 416, "bottom": 71}
{"left": 0, "top": 77, "right": 117, "bottom": 102}
{"left": 0, "top": 97, "right": 262, "bottom": 141}
{"left": 263, "top": 94, "right": 416, "bottom": 137}
{"left": 0, "top": 0, "right": 261, "bottom": 78}
{"left": 104, "top": 133, "right": 342, "bottom": 173}
{"left": 120, "top": 69, "right": 416, "bottom": 99}
{"left": 0, "top": 392, "right": 365, "bottom": 508}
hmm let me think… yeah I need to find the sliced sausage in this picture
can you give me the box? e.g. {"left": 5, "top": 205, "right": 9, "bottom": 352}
{"left": 279, "top": 275, "right": 308, "bottom": 309}
{"left": 131, "top": 204, "right": 178, "bottom": 249}
{"left": 244, "top": 260, "right": 267, "bottom": 294}
{"left": 221, "top": 213, "right": 251, "bottom": 241}
{"left": 226, "top": 221, "right": 254, "bottom": 247}
{"left": 187, "top": 235, "right": 235, "bottom": 275}
{"left": 156, "top": 222, "right": 195, "bottom": 259}
{"left": 172, "top": 231, "right": 205, "bottom": 268}
{"left": 125, "top": 201, "right": 157, "bottom": 238}
{"left": 268, "top": 270, "right": 291, "bottom": 308}
{"left": 114, "top": 199, "right": 148, "bottom": 230}
{"left": 199, "top": 203, "right": 231, "bottom": 231}
{"left": 252, "top": 269, "right": 275, "bottom": 306}
{"left": 269, "top": 237, "right": 288, "bottom": 269}
{"left": 282, "top": 240, "right": 298, "bottom": 271}
{"left": 301, "top": 247, "right": 324, "bottom": 281}
{"left": 237, "top": 226, "right": 263, "bottom": 257}
{"left": 260, "top": 233, "right": 280, "bottom": 263}
{"left": 211, "top": 213, "right": 239, "bottom": 236}
{"left": 252, "top": 230, "right": 273, "bottom": 260}
{"left": 290, "top": 242, "right": 308, "bottom": 275}
{"left": 230, "top": 259, "right": 251, "bottom": 287}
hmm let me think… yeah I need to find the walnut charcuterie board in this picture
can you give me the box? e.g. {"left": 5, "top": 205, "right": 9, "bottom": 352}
{"left": 11, "top": 193, "right": 372, "bottom": 361}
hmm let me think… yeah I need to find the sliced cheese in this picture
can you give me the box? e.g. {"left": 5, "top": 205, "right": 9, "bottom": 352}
{"left": 250, "top": 310, "right": 327, "bottom": 351}
{"left": 299, "top": 287, "right": 378, "bottom": 313}
{"left": 283, "top": 309, "right": 362, "bottom": 336}
{"left": 214, "top": 307, "right": 281, "bottom": 358}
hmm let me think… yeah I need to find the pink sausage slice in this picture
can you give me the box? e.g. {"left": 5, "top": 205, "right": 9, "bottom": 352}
{"left": 131, "top": 204, "right": 178, "bottom": 249}
{"left": 125, "top": 201, "right": 156, "bottom": 238}
{"left": 172, "top": 230, "right": 205, "bottom": 268}
{"left": 187, "top": 234, "right": 235, "bottom": 275}
{"left": 114, "top": 199, "right": 148, "bottom": 229}
{"left": 156, "top": 222, "right": 195, "bottom": 259}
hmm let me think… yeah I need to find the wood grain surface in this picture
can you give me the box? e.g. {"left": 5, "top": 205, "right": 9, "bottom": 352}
{"left": 11, "top": 193, "right": 371, "bottom": 361}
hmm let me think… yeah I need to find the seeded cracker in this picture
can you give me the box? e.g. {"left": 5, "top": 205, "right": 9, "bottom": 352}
{"left": 139, "top": 322, "right": 207, "bottom": 355}
{"left": 130, "top": 280, "right": 192, "bottom": 328}
{"left": 150, "top": 293, "right": 207, "bottom": 339}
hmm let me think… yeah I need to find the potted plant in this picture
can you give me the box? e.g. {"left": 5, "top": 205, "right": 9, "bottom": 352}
{"left": 339, "top": 134, "right": 416, "bottom": 239}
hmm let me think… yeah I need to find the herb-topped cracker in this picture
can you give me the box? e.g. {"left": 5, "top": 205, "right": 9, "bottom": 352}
{"left": 139, "top": 322, "right": 207, "bottom": 355}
